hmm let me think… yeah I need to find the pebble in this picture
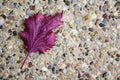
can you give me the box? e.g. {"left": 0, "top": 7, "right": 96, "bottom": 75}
{"left": 0, "top": 17, "right": 4, "bottom": 25}
{"left": 1, "top": 14, "right": 6, "bottom": 19}
{"left": 7, "top": 16, "right": 14, "bottom": 20}
{"left": 76, "top": 16, "right": 83, "bottom": 23}
{"left": 82, "top": 26, "right": 87, "bottom": 30}
{"left": 89, "top": 61, "right": 93, "bottom": 65}
{"left": 82, "top": 63, "right": 88, "bottom": 68}
{"left": 115, "top": 1, "right": 120, "bottom": 7}
{"left": 0, "top": 25, "right": 3, "bottom": 29}
{"left": 102, "top": 13, "right": 109, "bottom": 19}
{"left": 88, "top": 28, "right": 94, "bottom": 32}
{"left": 52, "top": 67, "right": 56, "bottom": 74}
{"left": 26, "top": 9, "right": 34, "bottom": 16}
{"left": 12, "top": 31, "right": 17, "bottom": 36}
{"left": 28, "top": 62, "right": 33, "bottom": 68}
{"left": 91, "top": 13, "right": 97, "bottom": 20}
{"left": 29, "top": 5, "right": 35, "bottom": 10}
{"left": 48, "top": 65, "right": 52, "bottom": 69}
{"left": 13, "top": 56, "right": 19, "bottom": 61}
{"left": 99, "top": 23, "right": 105, "bottom": 27}
{"left": 73, "top": 4, "right": 79, "bottom": 9}
{"left": 33, "top": 0, "right": 39, "bottom": 4}
{"left": 48, "top": 0, "right": 52, "bottom": 4}
{"left": 59, "top": 63, "right": 66, "bottom": 69}
{"left": 41, "top": 67, "right": 48, "bottom": 71}
{"left": 102, "top": 19, "right": 108, "bottom": 24}
{"left": 62, "top": 68, "right": 67, "bottom": 74}
{"left": 64, "top": 0, "right": 71, "bottom": 6}
{"left": 56, "top": 55, "right": 61, "bottom": 61}
{"left": 83, "top": 14, "right": 89, "bottom": 21}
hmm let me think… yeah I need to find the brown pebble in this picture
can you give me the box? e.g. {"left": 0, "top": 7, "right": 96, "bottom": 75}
{"left": 105, "top": 39, "right": 109, "bottom": 42}
{"left": 30, "top": 5, "right": 35, "bottom": 10}
{"left": 103, "top": 14, "right": 109, "bottom": 19}
{"left": 8, "top": 75, "right": 13, "bottom": 78}
{"left": 8, "top": 29, "right": 12, "bottom": 33}
{"left": 28, "top": 62, "right": 33, "bottom": 68}
{"left": 116, "top": 54, "right": 120, "bottom": 57}
{"left": 83, "top": 14, "right": 88, "bottom": 21}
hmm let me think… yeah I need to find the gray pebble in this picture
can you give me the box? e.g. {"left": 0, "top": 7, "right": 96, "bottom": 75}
{"left": 0, "top": 17, "right": 4, "bottom": 25}
{"left": 26, "top": 9, "right": 34, "bottom": 16}
{"left": 76, "top": 16, "right": 82, "bottom": 23}
{"left": 62, "top": 68, "right": 67, "bottom": 74}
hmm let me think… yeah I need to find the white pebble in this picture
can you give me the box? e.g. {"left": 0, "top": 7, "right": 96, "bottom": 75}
{"left": 0, "top": 17, "right": 4, "bottom": 25}
{"left": 91, "top": 13, "right": 97, "bottom": 20}
{"left": 82, "top": 63, "right": 88, "bottom": 68}
{"left": 62, "top": 68, "right": 67, "bottom": 74}
{"left": 26, "top": 10, "right": 34, "bottom": 16}
{"left": 41, "top": 67, "right": 48, "bottom": 71}
{"left": 34, "top": 0, "right": 39, "bottom": 4}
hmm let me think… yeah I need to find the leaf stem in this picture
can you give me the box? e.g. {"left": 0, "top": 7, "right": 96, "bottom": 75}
{"left": 20, "top": 52, "right": 29, "bottom": 69}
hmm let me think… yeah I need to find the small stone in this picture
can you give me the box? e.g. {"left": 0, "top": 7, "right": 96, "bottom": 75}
{"left": 82, "top": 26, "right": 87, "bottom": 30}
{"left": 102, "top": 72, "right": 107, "bottom": 77}
{"left": 103, "top": 14, "right": 109, "bottom": 19}
{"left": 48, "top": 65, "right": 52, "bottom": 69}
{"left": 73, "top": 4, "right": 79, "bottom": 9}
{"left": 26, "top": 10, "right": 34, "bottom": 16}
{"left": 24, "top": 68, "right": 29, "bottom": 72}
{"left": 91, "top": 13, "right": 97, "bottom": 20}
{"left": 6, "top": 55, "right": 11, "bottom": 61}
{"left": 30, "top": 5, "right": 35, "bottom": 10}
{"left": 115, "top": 58, "right": 119, "bottom": 61}
{"left": 88, "top": 0, "right": 93, "bottom": 5}
{"left": 13, "top": 31, "right": 17, "bottom": 36}
{"left": 64, "top": 0, "right": 71, "bottom": 6}
{"left": 117, "top": 77, "right": 120, "bottom": 80}
{"left": 76, "top": 16, "right": 82, "bottom": 23}
{"left": 102, "top": 19, "right": 108, "bottom": 24}
{"left": 33, "top": 0, "right": 39, "bottom": 4}
{"left": 116, "top": 54, "right": 120, "bottom": 57}
{"left": 0, "top": 76, "right": 3, "bottom": 79}
{"left": 41, "top": 67, "right": 48, "bottom": 71}
{"left": 78, "top": 73, "right": 81, "bottom": 78}
{"left": 115, "top": 1, "right": 120, "bottom": 7}
{"left": 77, "top": 58, "right": 82, "bottom": 60}
{"left": 104, "top": 1, "right": 109, "bottom": 4}
{"left": 13, "top": 54, "right": 16, "bottom": 56}
{"left": 52, "top": 67, "right": 56, "bottom": 74}
{"left": 105, "top": 39, "right": 109, "bottom": 42}
{"left": 28, "top": 62, "right": 33, "bottom": 68}
{"left": 59, "top": 63, "right": 66, "bottom": 69}
{"left": 0, "top": 17, "right": 4, "bottom": 25}
{"left": 89, "top": 61, "right": 93, "bottom": 65}
{"left": 62, "top": 68, "right": 67, "bottom": 74}
{"left": 7, "top": 16, "right": 14, "bottom": 20}
{"left": 83, "top": 14, "right": 88, "bottom": 21}
{"left": 9, "top": 66, "right": 14, "bottom": 70}
{"left": 13, "top": 2, "right": 17, "bottom": 6}
{"left": 56, "top": 56, "right": 61, "bottom": 61}
{"left": 102, "top": 27, "right": 106, "bottom": 31}
{"left": 63, "top": 53, "right": 66, "bottom": 57}
{"left": 14, "top": 56, "right": 19, "bottom": 61}
{"left": 1, "top": 14, "right": 6, "bottom": 19}
{"left": 99, "top": 23, "right": 105, "bottom": 27}
{"left": 48, "top": 0, "right": 52, "bottom": 4}
{"left": 88, "top": 28, "right": 94, "bottom": 32}
{"left": 82, "top": 63, "right": 88, "bottom": 68}
{"left": 0, "top": 25, "right": 3, "bottom": 29}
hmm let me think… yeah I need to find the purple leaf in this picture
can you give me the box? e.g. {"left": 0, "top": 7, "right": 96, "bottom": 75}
{"left": 20, "top": 12, "right": 63, "bottom": 69}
